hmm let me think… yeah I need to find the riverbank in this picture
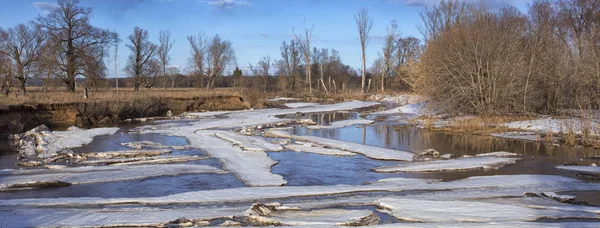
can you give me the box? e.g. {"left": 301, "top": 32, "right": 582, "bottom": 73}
{"left": 0, "top": 88, "right": 251, "bottom": 135}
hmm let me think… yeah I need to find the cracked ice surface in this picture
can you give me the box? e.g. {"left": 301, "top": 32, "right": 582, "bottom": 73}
{"left": 213, "top": 131, "right": 283, "bottom": 152}
{"left": 3, "top": 175, "right": 597, "bottom": 207}
{"left": 188, "top": 131, "right": 286, "bottom": 187}
{"left": 376, "top": 198, "right": 600, "bottom": 222}
{"left": 266, "top": 128, "right": 414, "bottom": 161}
{"left": 307, "top": 119, "right": 374, "bottom": 129}
{"left": 136, "top": 101, "right": 380, "bottom": 187}
{"left": 374, "top": 156, "right": 520, "bottom": 173}
{"left": 0, "top": 164, "right": 225, "bottom": 189}
{"left": 0, "top": 206, "right": 248, "bottom": 227}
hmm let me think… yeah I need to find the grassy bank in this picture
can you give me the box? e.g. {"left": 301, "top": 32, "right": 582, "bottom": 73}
{"left": 0, "top": 87, "right": 254, "bottom": 134}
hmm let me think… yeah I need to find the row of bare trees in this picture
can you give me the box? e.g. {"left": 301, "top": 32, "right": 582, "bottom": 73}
{"left": 408, "top": 0, "right": 600, "bottom": 115}
{"left": 0, "top": 0, "right": 236, "bottom": 94}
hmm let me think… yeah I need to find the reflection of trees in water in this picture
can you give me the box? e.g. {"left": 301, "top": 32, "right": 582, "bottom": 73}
{"left": 391, "top": 126, "right": 600, "bottom": 160}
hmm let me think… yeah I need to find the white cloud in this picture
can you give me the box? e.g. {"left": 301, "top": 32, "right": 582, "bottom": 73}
{"left": 32, "top": 2, "right": 60, "bottom": 14}
{"left": 200, "top": 0, "right": 251, "bottom": 9}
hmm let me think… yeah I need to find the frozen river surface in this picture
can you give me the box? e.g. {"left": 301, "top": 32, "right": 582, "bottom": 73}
{"left": 1, "top": 101, "right": 600, "bottom": 227}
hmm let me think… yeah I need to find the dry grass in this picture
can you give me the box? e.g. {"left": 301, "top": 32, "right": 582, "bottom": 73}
{"left": 0, "top": 87, "right": 245, "bottom": 106}
{"left": 440, "top": 115, "right": 534, "bottom": 134}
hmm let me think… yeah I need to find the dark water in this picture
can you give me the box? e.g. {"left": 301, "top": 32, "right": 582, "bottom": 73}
{"left": 1, "top": 112, "right": 600, "bottom": 200}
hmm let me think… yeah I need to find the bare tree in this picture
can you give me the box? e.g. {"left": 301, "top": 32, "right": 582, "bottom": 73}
{"left": 355, "top": 8, "right": 373, "bottom": 93}
{"left": 187, "top": 32, "right": 208, "bottom": 88}
{"left": 278, "top": 40, "right": 301, "bottom": 91}
{"left": 294, "top": 25, "right": 314, "bottom": 94}
{"left": 381, "top": 20, "right": 398, "bottom": 92}
{"left": 205, "top": 35, "right": 235, "bottom": 90}
{"left": 125, "top": 27, "right": 158, "bottom": 91}
{"left": 257, "top": 55, "right": 271, "bottom": 92}
{"left": 158, "top": 30, "right": 175, "bottom": 90}
{"left": 0, "top": 23, "right": 45, "bottom": 95}
{"left": 38, "top": 0, "right": 116, "bottom": 92}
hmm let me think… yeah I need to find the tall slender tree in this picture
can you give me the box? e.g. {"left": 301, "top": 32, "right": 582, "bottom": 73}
{"left": 355, "top": 8, "right": 373, "bottom": 93}
{"left": 158, "top": 30, "right": 175, "bottom": 90}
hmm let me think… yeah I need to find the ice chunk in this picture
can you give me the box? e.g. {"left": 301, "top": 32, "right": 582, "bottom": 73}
{"left": 307, "top": 119, "right": 374, "bottom": 129}
{"left": 476, "top": 151, "right": 520, "bottom": 157}
{"left": 375, "top": 156, "right": 519, "bottom": 173}
{"left": 247, "top": 208, "right": 379, "bottom": 226}
{"left": 2, "top": 175, "right": 598, "bottom": 207}
{"left": 214, "top": 131, "right": 283, "bottom": 152}
{"left": 284, "top": 102, "right": 319, "bottom": 108}
{"left": 78, "top": 155, "right": 204, "bottom": 166}
{"left": 371, "top": 102, "right": 427, "bottom": 115}
{"left": 266, "top": 128, "right": 414, "bottom": 161}
{"left": 0, "top": 206, "right": 247, "bottom": 227}
{"left": 504, "top": 118, "right": 600, "bottom": 135}
{"left": 284, "top": 143, "right": 356, "bottom": 156}
{"left": 83, "top": 149, "right": 172, "bottom": 159}
{"left": 556, "top": 165, "right": 600, "bottom": 174}
{"left": 13, "top": 125, "right": 119, "bottom": 160}
{"left": 0, "top": 164, "right": 225, "bottom": 190}
{"left": 377, "top": 198, "right": 599, "bottom": 222}
{"left": 189, "top": 131, "right": 286, "bottom": 187}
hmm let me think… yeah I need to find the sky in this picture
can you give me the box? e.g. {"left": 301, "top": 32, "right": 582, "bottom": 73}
{"left": 0, "top": 0, "right": 529, "bottom": 78}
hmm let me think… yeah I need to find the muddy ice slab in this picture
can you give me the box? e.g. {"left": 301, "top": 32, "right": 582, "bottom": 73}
{"left": 83, "top": 149, "right": 172, "bottom": 159}
{"left": 78, "top": 155, "right": 205, "bottom": 165}
{"left": 307, "top": 119, "right": 375, "bottom": 129}
{"left": 213, "top": 131, "right": 283, "bottom": 152}
{"left": 266, "top": 128, "right": 414, "bottom": 161}
{"left": 0, "top": 164, "right": 225, "bottom": 190}
{"left": 248, "top": 208, "right": 379, "bottom": 226}
{"left": 12, "top": 125, "right": 119, "bottom": 160}
{"left": 376, "top": 198, "right": 600, "bottom": 222}
{"left": 371, "top": 222, "right": 600, "bottom": 228}
{"left": 374, "top": 156, "right": 520, "bottom": 173}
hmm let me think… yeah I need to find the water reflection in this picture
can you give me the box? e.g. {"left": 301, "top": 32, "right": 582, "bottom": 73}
{"left": 298, "top": 116, "right": 600, "bottom": 165}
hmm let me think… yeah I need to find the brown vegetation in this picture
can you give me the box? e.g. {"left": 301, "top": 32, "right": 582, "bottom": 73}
{"left": 412, "top": 0, "right": 600, "bottom": 115}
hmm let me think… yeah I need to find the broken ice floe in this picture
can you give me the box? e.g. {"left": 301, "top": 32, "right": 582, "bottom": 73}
{"left": 11, "top": 125, "right": 119, "bottom": 161}
{"left": 306, "top": 119, "right": 374, "bottom": 129}
{"left": 266, "top": 128, "right": 414, "bottom": 161}
{"left": 78, "top": 155, "right": 205, "bottom": 166}
{"left": 376, "top": 198, "right": 600, "bottom": 222}
{"left": 245, "top": 203, "right": 379, "bottom": 226}
{"left": 121, "top": 141, "right": 189, "bottom": 150}
{"left": 3, "top": 175, "right": 595, "bottom": 207}
{"left": 284, "top": 143, "right": 356, "bottom": 156}
{"left": 284, "top": 102, "right": 319, "bottom": 108}
{"left": 213, "top": 131, "right": 283, "bottom": 152}
{"left": 374, "top": 156, "right": 519, "bottom": 173}
{"left": 188, "top": 131, "right": 286, "bottom": 187}
{"left": 556, "top": 165, "right": 600, "bottom": 174}
{"left": 0, "top": 164, "right": 225, "bottom": 190}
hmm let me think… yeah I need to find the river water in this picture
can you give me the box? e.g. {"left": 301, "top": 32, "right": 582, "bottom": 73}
{"left": 1, "top": 112, "right": 599, "bottom": 201}
{"left": 1, "top": 108, "right": 600, "bottom": 226}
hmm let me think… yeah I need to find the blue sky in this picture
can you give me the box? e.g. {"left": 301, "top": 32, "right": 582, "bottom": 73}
{"left": 0, "top": 0, "right": 529, "bottom": 77}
